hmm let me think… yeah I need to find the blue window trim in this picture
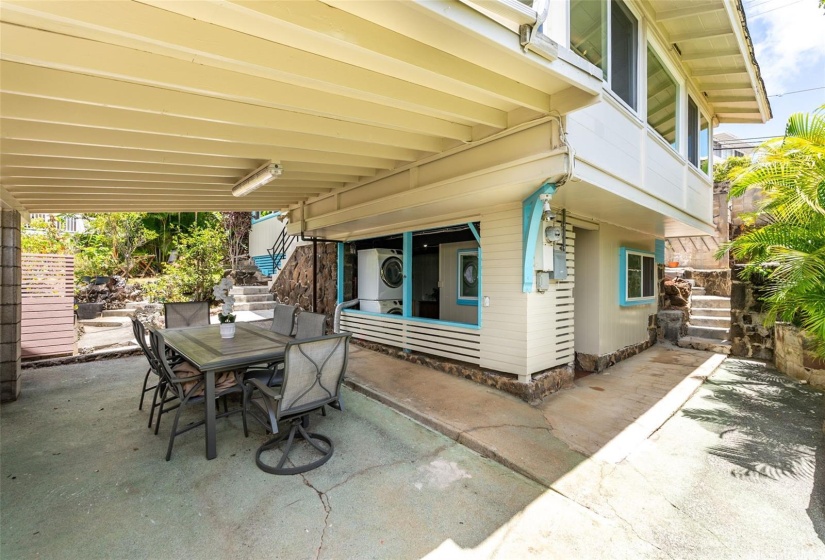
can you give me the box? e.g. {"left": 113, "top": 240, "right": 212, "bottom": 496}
{"left": 456, "top": 248, "right": 479, "bottom": 306}
{"left": 251, "top": 211, "right": 281, "bottom": 225}
{"left": 402, "top": 232, "right": 413, "bottom": 318}
{"left": 619, "top": 247, "right": 657, "bottom": 306}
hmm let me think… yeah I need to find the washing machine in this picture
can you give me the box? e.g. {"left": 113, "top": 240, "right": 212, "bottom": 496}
{"left": 357, "top": 248, "right": 403, "bottom": 300}
{"left": 360, "top": 300, "right": 403, "bottom": 315}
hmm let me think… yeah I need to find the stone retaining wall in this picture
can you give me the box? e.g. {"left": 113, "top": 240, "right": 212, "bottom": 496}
{"left": 579, "top": 315, "right": 658, "bottom": 372}
{"left": 271, "top": 242, "right": 338, "bottom": 330}
{"left": 775, "top": 323, "right": 825, "bottom": 391}
{"left": 682, "top": 269, "right": 731, "bottom": 297}
{"left": 729, "top": 266, "right": 774, "bottom": 360}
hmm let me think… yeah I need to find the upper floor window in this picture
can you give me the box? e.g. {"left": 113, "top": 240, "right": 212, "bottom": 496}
{"left": 570, "top": 0, "right": 638, "bottom": 110}
{"left": 699, "top": 114, "right": 710, "bottom": 174}
{"left": 687, "top": 96, "right": 699, "bottom": 166}
{"left": 646, "top": 45, "right": 678, "bottom": 149}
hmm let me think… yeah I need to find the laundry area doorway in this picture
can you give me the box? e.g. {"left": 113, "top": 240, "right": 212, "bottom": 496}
{"left": 349, "top": 223, "right": 480, "bottom": 326}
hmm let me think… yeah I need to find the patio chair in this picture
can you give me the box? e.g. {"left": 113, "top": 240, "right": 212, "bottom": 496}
{"left": 270, "top": 303, "right": 298, "bottom": 336}
{"left": 148, "top": 327, "right": 243, "bottom": 461}
{"left": 295, "top": 311, "right": 326, "bottom": 339}
{"left": 164, "top": 301, "right": 210, "bottom": 329}
{"left": 132, "top": 317, "right": 181, "bottom": 430}
{"left": 243, "top": 333, "right": 351, "bottom": 474}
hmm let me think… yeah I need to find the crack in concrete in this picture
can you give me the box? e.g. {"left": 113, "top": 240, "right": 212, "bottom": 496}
{"left": 626, "top": 462, "right": 730, "bottom": 550}
{"left": 460, "top": 423, "right": 554, "bottom": 437}
{"left": 594, "top": 465, "right": 676, "bottom": 560}
{"left": 300, "top": 473, "right": 331, "bottom": 560}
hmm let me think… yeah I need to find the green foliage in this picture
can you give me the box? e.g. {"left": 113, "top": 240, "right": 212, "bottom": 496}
{"left": 220, "top": 212, "right": 251, "bottom": 269}
{"left": 21, "top": 217, "right": 72, "bottom": 254}
{"left": 713, "top": 155, "right": 751, "bottom": 184}
{"left": 716, "top": 105, "right": 825, "bottom": 358}
{"left": 144, "top": 225, "right": 227, "bottom": 302}
{"left": 85, "top": 213, "right": 157, "bottom": 279}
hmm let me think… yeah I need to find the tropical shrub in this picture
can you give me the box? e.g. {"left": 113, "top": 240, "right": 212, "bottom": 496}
{"left": 717, "top": 105, "right": 825, "bottom": 358}
{"left": 21, "top": 216, "right": 72, "bottom": 254}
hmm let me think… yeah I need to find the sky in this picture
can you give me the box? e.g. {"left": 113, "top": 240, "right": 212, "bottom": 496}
{"left": 716, "top": 0, "right": 825, "bottom": 145}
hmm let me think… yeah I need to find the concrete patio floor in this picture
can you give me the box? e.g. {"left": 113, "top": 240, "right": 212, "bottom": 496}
{"left": 2, "top": 342, "right": 823, "bottom": 558}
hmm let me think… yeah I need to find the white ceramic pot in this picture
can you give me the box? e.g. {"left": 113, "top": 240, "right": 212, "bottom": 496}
{"left": 220, "top": 322, "right": 236, "bottom": 339}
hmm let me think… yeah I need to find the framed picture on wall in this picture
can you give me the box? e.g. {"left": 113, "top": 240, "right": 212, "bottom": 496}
{"left": 457, "top": 249, "right": 478, "bottom": 305}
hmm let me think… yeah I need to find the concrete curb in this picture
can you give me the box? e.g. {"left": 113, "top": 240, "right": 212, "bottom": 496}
{"left": 591, "top": 352, "right": 728, "bottom": 464}
{"left": 22, "top": 345, "right": 142, "bottom": 370}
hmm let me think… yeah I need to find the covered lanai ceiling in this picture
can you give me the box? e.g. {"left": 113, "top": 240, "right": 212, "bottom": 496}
{"left": 0, "top": 0, "right": 601, "bottom": 214}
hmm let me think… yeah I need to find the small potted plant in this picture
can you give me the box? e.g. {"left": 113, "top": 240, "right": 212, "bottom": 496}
{"left": 212, "top": 277, "right": 236, "bottom": 338}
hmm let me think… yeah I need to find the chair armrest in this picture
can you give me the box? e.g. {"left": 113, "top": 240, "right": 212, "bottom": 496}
{"left": 245, "top": 378, "right": 282, "bottom": 401}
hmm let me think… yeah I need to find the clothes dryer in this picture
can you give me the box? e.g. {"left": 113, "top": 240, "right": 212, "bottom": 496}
{"left": 357, "top": 249, "right": 403, "bottom": 300}
{"left": 360, "top": 300, "right": 403, "bottom": 315}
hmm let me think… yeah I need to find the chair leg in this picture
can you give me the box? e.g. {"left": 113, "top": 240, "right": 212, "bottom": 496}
{"left": 138, "top": 367, "right": 152, "bottom": 410}
{"left": 242, "top": 386, "right": 250, "bottom": 437}
{"left": 147, "top": 379, "right": 162, "bottom": 429}
{"left": 255, "top": 417, "right": 334, "bottom": 475}
{"left": 165, "top": 399, "right": 186, "bottom": 461}
{"left": 155, "top": 383, "right": 169, "bottom": 435}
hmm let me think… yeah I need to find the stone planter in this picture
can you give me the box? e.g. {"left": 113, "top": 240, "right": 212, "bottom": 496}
{"left": 75, "top": 302, "right": 104, "bottom": 320}
{"left": 775, "top": 323, "right": 825, "bottom": 391}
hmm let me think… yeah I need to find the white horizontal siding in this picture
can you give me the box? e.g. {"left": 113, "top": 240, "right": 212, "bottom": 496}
{"left": 340, "top": 312, "right": 480, "bottom": 364}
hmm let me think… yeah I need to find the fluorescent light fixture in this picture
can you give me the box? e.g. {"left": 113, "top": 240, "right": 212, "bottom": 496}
{"left": 232, "top": 162, "right": 283, "bottom": 197}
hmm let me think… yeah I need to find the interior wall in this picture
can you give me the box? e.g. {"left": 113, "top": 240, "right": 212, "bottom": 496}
{"left": 439, "top": 240, "right": 479, "bottom": 324}
{"left": 412, "top": 253, "right": 439, "bottom": 301}
{"left": 573, "top": 227, "right": 600, "bottom": 355}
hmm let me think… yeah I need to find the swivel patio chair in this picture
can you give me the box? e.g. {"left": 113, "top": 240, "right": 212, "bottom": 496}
{"left": 148, "top": 327, "right": 243, "bottom": 461}
{"left": 243, "top": 333, "right": 351, "bottom": 475}
{"left": 164, "top": 301, "right": 210, "bottom": 329}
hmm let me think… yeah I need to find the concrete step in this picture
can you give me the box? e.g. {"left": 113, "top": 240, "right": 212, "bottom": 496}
{"left": 692, "top": 286, "right": 706, "bottom": 296}
{"left": 232, "top": 294, "right": 273, "bottom": 304}
{"left": 124, "top": 302, "right": 163, "bottom": 311}
{"left": 102, "top": 309, "right": 135, "bottom": 318}
{"left": 78, "top": 317, "right": 132, "bottom": 328}
{"left": 690, "top": 315, "right": 731, "bottom": 329}
{"left": 677, "top": 336, "right": 732, "bottom": 354}
{"left": 233, "top": 301, "right": 278, "bottom": 311}
{"left": 687, "top": 325, "right": 729, "bottom": 340}
{"left": 230, "top": 286, "right": 270, "bottom": 295}
{"left": 691, "top": 295, "right": 730, "bottom": 309}
{"left": 691, "top": 307, "right": 730, "bottom": 318}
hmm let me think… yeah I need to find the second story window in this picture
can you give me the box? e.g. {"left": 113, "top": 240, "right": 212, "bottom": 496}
{"left": 646, "top": 45, "right": 678, "bottom": 149}
{"left": 570, "top": 0, "right": 638, "bottom": 110}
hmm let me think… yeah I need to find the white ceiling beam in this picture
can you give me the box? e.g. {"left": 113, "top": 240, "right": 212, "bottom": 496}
{"left": 655, "top": 4, "right": 724, "bottom": 22}
{"left": 0, "top": 24, "right": 477, "bottom": 137}
{"left": 142, "top": 0, "right": 550, "bottom": 112}
{"left": 0, "top": 62, "right": 449, "bottom": 153}
{"left": 1, "top": 156, "right": 248, "bottom": 178}
{"left": 0, "top": 5, "right": 507, "bottom": 128}
{"left": 680, "top": 47, "right": 741, "bottom": 61}
{"left": 0, "top": 120, "right": 401, "bottom": 170}
{"left": 0, "top": 95, "right": 425, "bottom": 162}
{"left": 691, "top": 66, "right": 748, "bottom": 78}
{"left": 669, "top": 29, "right": 734, "bottom": 44}
{"left": 4, "top": 178, "right": 340, "bottom": 191}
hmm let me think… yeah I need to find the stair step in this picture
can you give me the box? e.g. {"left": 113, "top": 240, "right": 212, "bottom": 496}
{"left": 229, "top": 286, "right": 270, "bottom": 295}
{"left": 677, "top": 336, "right": 732, "bottom": 354}
{"left": 102, "top": 309, "right": 135, "bottom": 318}
{"left": 232, "top": 294, "right": 273, "bottom": 303}
{"left": 692, "top": 286, "right": 706, "bottom": 295}
{"left": 690, "top": 315, "right": 731, "bottom": 328}
{"left": 233, "top": 301, "right": 278, "bottom": 311}
{"left": 78, "top": 317, "right": 132, "bottom": 328}
{"left": 690, "top": 307, "right": 729, "bottom": 318}
{"left": 691, "top": 295, "right": 730, "bottom": 309}
{"left": 687, "top": 325, "right": 729, "bottom": 340}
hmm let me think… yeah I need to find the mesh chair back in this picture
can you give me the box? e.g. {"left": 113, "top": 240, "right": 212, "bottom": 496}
{"left": 279, "top": 334, "right": 350, "bottom": 417}
{"left": 270, "top": 303, "right": 297, "bottom": 336}
{"left": 131, "top": 316, "right": 151, "bottom": 357}
{"left": 295, "top": 312, "right": 326, "bottom": 340}
{"left": 164, "top": 301, "right": 210, "bottom": 329}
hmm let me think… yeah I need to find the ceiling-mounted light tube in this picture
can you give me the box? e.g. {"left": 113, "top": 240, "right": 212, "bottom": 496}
{"left": 232, "top": 162, "right": 283, "bottom": 197}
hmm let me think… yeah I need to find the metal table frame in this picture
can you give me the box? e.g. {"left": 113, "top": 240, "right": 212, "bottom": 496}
{"left": 161, "top": 322, "right": 291, "bottom": 459}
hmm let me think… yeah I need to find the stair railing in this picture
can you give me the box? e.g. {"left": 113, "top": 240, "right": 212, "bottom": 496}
{"left": 267, "top": 218, "right": 297, "bottom": 276}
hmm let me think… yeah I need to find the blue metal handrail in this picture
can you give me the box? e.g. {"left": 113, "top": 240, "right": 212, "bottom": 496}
{"left": 267, "top": 218, "right": 296, "bottom": 276}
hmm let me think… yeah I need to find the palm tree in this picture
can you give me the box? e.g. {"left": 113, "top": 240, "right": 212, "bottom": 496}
{"left": 717, "top": 105, "right": 825, "bottom": 358}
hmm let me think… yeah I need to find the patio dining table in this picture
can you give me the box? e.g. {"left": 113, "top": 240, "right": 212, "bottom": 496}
{"left": 162, "top": 322, "right": 291, "bottom": 460}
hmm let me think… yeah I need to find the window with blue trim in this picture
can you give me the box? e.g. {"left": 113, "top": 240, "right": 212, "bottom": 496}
{"left": 620, "top": 248, "right": 656, "bottom": 306}
{"left": 457, "top": 249, "right": 479, "bottom": 306}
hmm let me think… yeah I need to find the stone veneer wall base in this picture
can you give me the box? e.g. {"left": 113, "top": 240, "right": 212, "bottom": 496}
{"left": 577, "top": 324, "right": 658, "bottom": 373}
{"left": 351, "top": 339, "right": 574, "bottom": 404}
